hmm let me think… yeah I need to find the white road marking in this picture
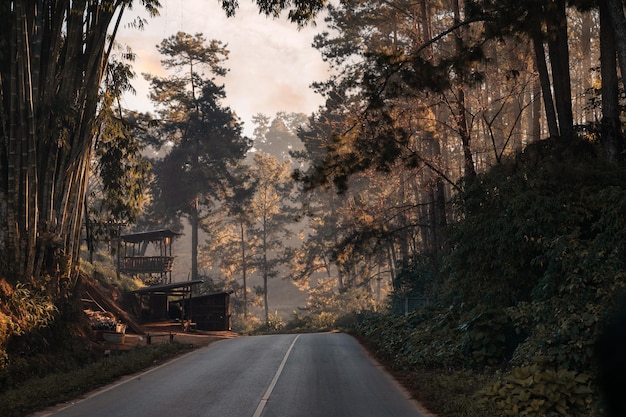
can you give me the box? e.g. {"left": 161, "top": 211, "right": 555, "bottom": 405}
{"left": 252, "top": 334, "right": 301, "bottom": 417}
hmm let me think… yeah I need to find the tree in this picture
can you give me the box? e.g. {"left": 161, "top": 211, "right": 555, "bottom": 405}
{"left": 252, "top": 112, "right": 308, "bottom": 161}
{"left": 248, "top": 152, "right": 296, "bottom": 324}
{"left": 145, "top": 32, "right": 250, "bottom": 282}
{"left": 598, "top": 0, "right": 624, "bottom": 162}
{"left": 86, "top": 55, "right": 152, "bottom": 262}
{"left": 201, "top": 162, "right": 257, "bottom": 318}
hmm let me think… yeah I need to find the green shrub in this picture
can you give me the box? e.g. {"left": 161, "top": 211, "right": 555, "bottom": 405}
{"left": 352, "top": 308, "right": 469, "bottom": 370}
{"left": 459, "top": 308, "right": 519, "bottom": 368}
{"left": 480, "top": 365, "right": 593, "bottom": 417}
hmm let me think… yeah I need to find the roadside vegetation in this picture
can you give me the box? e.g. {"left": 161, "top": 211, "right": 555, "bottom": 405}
{"left": 338, "top": 138, "right": 625, "bottom": 417}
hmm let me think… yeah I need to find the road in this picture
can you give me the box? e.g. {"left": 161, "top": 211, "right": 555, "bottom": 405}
{"left": 40, "top": 333, "right": 425, "bottom": 417}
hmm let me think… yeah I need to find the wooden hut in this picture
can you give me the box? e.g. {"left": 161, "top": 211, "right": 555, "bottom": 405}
{"left": 173, "top": 291, "right": 232, "bottom": 331}
{"left": 127, "top": 280, "right": 204, "bottom": 323}
{"left": 118, "top": 229, "right": 180, "bottom": 284}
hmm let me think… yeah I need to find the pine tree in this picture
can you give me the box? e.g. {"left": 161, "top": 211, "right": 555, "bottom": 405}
{"left": 145, "top": 32, "right": 250, "bottom": 281}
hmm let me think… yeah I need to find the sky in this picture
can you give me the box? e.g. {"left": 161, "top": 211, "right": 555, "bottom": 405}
{"left": 116, "top": 0, "right": 330, "bottom": 137}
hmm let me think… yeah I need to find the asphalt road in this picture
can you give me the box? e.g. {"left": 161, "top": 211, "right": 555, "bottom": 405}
{"left": 41, "top": 333, "right": 425, "bottom": 417}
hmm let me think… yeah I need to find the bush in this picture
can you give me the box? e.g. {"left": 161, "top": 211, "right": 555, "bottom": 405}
{"left": 459, "top": 308, "right": 521, "bottom": 368}
{"left": 480, "top": 365, "right": 593, "bottom": 417}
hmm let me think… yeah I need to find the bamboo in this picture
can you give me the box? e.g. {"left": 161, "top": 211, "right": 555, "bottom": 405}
{"left": 0, "top": 0, "right": 133, "bottom": 289}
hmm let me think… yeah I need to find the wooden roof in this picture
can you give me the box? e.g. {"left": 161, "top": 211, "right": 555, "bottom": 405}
{"left": 128, "top": 279, "right": 205, "bottom": 295}
{"left": 120, "top": 229, "right": 181, "bottom": 243}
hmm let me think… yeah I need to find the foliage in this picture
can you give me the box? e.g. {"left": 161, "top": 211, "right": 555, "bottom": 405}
{"left": 391, "top": 254, "right": 438, "bottom": 298}
{"left": 459, "top": 308, "right": 519, "bottom": 368}
{"left": 79, "top": 249, "right": 142, "bottom": 293}
{"left": 353, "top": 307, "right": 603, "bottom": 417}
{"left": 447, "top": 138, "right": 626, "bottom": 375}
{"left": 231, "top": 313, "right": 263, "bottom": 334}
{"left": 306, "top": 278, "right": 376, "bottom": 316}
{"left": 480, "top": 365, "right": 593, "bottom": 417}
{"left": 146, "top": 32, "right": 249, "bottom": 219}
{"left": 352, "top": 309, "right": 459, "bottom": 369}
{"left": 220, "top": 0, "right": 326, "bottom": 25}
{"left": 286, "top": 280, "right": 378, "bottom": 332}
{"left": 444, "top": 138, "right": 626, "bottom": 309}
{"left": 0, "top": 281, "right": 58, "bottom": 375}
{"left": 0, "top": 281, "right": 58, "bottom": 339}
{"left": 354, "top": 306, "right": 522, "bottom": 371}
{"left": 403, "top": 368, "right": 497, "bottom": 417}
{"left": 348, "top": 138, "right": 626, "bottom": 417}
{"left": 253, "top": 311, "right": 286, "bottom": 334}
{"left": 90, "top": 53, "right": 152, "bottom": 225}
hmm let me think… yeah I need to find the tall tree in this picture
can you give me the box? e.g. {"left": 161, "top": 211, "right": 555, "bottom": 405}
{"left": 248, "top": 152, "right": 296, "bottom": 324}
{"left": 201, "top": 162, "right": 257, "bottom": 318}
{"left": 606, "top": 0, "right": 626, "bottom": 88}
{"left": 145, "top": 32, "right": 250, "bottom": 282}
{"left": 599, "top": 0, "right": 624, "bottom": 162}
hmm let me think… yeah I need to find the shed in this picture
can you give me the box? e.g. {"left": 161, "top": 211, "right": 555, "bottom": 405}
{"left": 172, "top": 291, "right": 232, "bottom": 331}
{"left": 127, "top": 280, "right": 204, "bottom": 323}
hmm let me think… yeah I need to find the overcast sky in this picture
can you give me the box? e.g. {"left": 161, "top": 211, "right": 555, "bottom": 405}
{"left": 116, "top": 0, "right": 329, "bottom": 136}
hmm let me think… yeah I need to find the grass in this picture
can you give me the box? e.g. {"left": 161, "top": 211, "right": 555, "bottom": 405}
{"left": 0, "top": 342, "right": 194, "bottom": 417}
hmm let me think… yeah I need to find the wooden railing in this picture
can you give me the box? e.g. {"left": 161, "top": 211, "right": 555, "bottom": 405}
{"left": 121, "top": 256, "right": 175, "bottom": 273}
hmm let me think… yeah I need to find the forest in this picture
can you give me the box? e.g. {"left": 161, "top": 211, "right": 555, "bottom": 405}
{"left": 1, "top": 0, "right": 626, "bottom": 416}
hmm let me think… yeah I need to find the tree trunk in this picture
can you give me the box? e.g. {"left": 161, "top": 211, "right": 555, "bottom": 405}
{"left": 191, "top": 195, "right": 199, "bottom": 282}
{"left": 263, "top": 214, "right": 269, "bottom": 325}
{"left": 452, "top": 0, "right": 476, "bottom": 178}
{"left": 532, "top": 35, "right": 560, "bottom": 137}
{"left": 580, "top": 11, "right": 593, "bottom": 125}
{"left": 600, "top": 0, "right": 624, "bottom": 163}
{"left": 606, "top": 0, "right": 626, "bottom": 89}
{"left": 545, "top": 0, "right": 574, "bottom": 139}
{"left": 398, "top": 172, "right": 410, "bottom": 268}
{"left": 240, "top": 220, "right": 248, "bottom": 319}
{"left": 531, "top": 67, "right": 542, "bottom": 140}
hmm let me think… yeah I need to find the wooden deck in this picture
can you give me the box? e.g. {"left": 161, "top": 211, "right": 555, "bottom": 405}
{"left": 121, "top": 256, "right": 174, "bottom": 273}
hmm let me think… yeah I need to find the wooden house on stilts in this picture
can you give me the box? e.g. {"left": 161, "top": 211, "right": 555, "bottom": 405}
{"left": 117, "top": 229, "right": 232, "bottom": 331}
{"left": 118, "top": 229, "right": 179, "bottom": 285}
